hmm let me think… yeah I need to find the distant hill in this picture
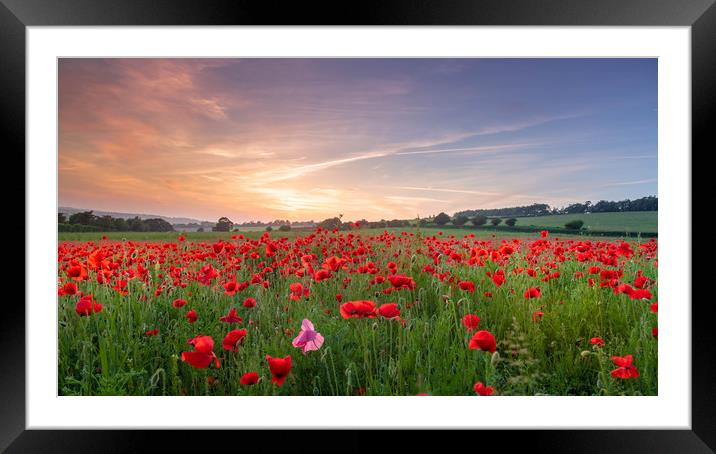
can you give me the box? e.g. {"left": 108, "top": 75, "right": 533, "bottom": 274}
{"left": 58, "top": 207, "right": 210, "bottom": 226}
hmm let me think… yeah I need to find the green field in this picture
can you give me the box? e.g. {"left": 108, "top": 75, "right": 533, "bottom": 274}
{"left": 513, "top": 211, "right": 657, "bottom": 233}
{"left": 58, "top": 225, "right": 639, "bottom": 243}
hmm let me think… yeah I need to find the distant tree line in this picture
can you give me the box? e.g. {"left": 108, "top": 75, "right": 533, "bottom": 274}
{"left": 58, "top": 211, "right": 174, "bottom": 232}
{"left": 454, "top": 196, "right": 657, "bottom": 218}
{"left": 314, "top": 217, "right": 413, "bottom": 231}
{"left": 63, "top": 195, "right": 656, "bottom": 234}
{"left": 236, "top": 219, "right": 317, "bottom": 227}
{"left": 173, "top": 221, "right": 215, "bottom": 230}
{"left": 559, "top": 196, "right": 657, "bottom": 214}
{"left": 454, "top": 203, "right": 551, "bottom": 218}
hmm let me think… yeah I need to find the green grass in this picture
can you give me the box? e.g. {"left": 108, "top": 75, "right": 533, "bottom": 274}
{"left": 58, "top": 225, "right": 635, "bottom": 243}
{"left": 58, "top": 230, "right": 658, "bottom": 396}
{"left": 58, "top": 231, "right": 262, "bottom": 241}
{"left": 513, "top": 211, "right": 657, "bottom": 233}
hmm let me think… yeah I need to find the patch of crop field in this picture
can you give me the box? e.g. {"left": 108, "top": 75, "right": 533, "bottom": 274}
{"left": 58, "top": 230, "right": 299, "bottom": 242}
{"left": 513, "top": 211, "right": 657, "bottom": 233}
{"left": 58, "top": 229, "right": 657, "bottom": 396}
{"left": 58, "top": 226, "right": 635, "bottom": 243}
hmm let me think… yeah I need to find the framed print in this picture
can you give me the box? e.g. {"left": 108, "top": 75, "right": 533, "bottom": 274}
{"left": 6, "top": 0, "right": 713, "bottom": 451}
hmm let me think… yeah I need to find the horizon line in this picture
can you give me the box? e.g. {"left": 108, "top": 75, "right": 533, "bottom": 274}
{"left": 59, "top": 194, "right": 658, "bottom": 224}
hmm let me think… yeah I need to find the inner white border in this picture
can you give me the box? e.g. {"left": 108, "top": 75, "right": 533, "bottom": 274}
{"left": 27, "top": 26, "right": 690, "bottom": 429}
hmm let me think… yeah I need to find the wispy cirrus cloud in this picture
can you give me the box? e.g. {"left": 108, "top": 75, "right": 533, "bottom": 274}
{"left": 393, "top": 186, "right": 502, "bottom": 196}
{"left": 603, "top": 178, "right": 657, "bottom": 187}
{"left": 395, "top": 143, "right": 536, "bottom": 156}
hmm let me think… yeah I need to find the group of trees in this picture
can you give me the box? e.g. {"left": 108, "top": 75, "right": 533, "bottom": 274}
{"left": 212, "top": 217, "right": 296, "bottom": 232}
{"left": 310, "top": 216, "right": 412, "bottom": 231}
{"left": 431, "top": 212, "right": 584, "bottom": 230}
{"left": 560, "top": 196, "right": 657, "bottom": 214}
{"left": 59, "top": 211, "right": 174, "bottom": 232}
{"left": 212, "top": 217, "right": 234, "bottom": 232}
{"left": 235, "top": 219, "right": 317, "bottom": 227}
{"left": 173, "top": 221, "right": 215, "bottom": 231}
{"left": 454, "top": 203, "right": 552, "bottom": 219}
{"left": 454, "top": 196, "right": 657, "bottom": 219}
{"left": 433, "top": 212, "right": 517, "bottom": 228}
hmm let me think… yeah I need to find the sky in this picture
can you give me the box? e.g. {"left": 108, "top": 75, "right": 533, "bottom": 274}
{"left": 58, "top": 58, "right": 657, "bottom": 223}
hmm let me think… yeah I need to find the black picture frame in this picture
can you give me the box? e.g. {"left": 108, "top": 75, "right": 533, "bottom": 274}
{"left": 5, "top": 0, "right": 712, "bottom": 451}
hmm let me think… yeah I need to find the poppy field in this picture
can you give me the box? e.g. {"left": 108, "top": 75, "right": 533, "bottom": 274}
{"left": 58, "top": 228, "right": 658, "bottom": 396}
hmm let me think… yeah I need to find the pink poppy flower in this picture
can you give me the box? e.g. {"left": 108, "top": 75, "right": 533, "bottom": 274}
{"left": 291, "top": 319, "right": 324, "bottom": 354}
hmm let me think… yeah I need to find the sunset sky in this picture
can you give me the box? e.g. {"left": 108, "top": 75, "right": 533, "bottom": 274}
{"left": 59, "top": 58, "right": 657, "bottom": 223}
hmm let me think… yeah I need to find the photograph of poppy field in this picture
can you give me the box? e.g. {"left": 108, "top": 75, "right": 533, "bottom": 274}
{"left": 58, "top": 58, "right": 657, "bottom": 396}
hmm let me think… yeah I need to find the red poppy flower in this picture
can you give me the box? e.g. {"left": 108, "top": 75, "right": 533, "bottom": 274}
{"left": 340, "top": 300, "right": 378, "bottom": 319}
{"left": 314, "top": 269, "right": 331, "bottom": 282}
{"left": 387, "top": 274, "right": 416, "bottom": 290}
{"left": 335, "top": 293, "right": 343, "bottom": 303}
{"left": 491, "top": 271, "right": 505, "bottom": 287}
{"left": 185, "top": 309, "right": 198, "bottom": 324}
{"left": 323, "top": 256, "right": 346, "bottom": 272}
{"left": 378, "top": 303, "right": 400, "bottom": 319}
{"left": 610, "top": 354, "right": 639, "bottom": 379}
{"left": 532, "top": 310, "right": 544, "bottom": 322}
{"left": 66, "top": 264, "right": 88, "bottom": 281}
{"left": 540, "top": 230, "right": 549, "bottom": 238}
{"left": 266, "top": 355, "right": 292, "bottom": 387}
{"left": 461, "top": 314, "right": 480, "bottom": 332}
{"left": 649, "top": 302, "right": 658, "bottom": 313}
{"left": 458, "top": 281, "right": 475, "bottom": 293}
{"left": 468, "top": 330, "right": 496, "bottom": 352}
{"left": 629, "top": 288, "right": 653, "bottom": 301}
{"left": 172, "top": 299, "right": 187, "bottom": 308}
{"left": 240, "top": 372, "right": 259, "bottom": 385}
{"left": 524, "top": 287, "right": 541, "bottom": 299}
{"left": 243, "top": 297, "right": 257, "bottom": 308}
{"left": 75, "top": 294, "right": 102, "bottom": 316}
{"left": 219, "top": 307, "right": 243, "bottom": 323}
{"left": 199, "top": 264, "right": 219, "bottom": 285}
{"left": 652, "top": 327, "right": 658, "bottom": 338}
{"left": 146, "top": 329, "right": 159, "bottom": 336}
{"left": 182, "top": 335, "right": 220, "bottom": 369}
{"left": 289, "top": 282, "right": 304, "bottom": 301}
{"left": 473, "top": 382, "right": 494, "bottom": 396}
{"left": 590, "top": 337, "right": 605, "bottom": 346}
{"left": 62, "top": 282, "right": 78, "bottom": 296}
{"left": 223, "top": 281, "right": 239, "bottom": 295}
{"left": 222, "top": 329, "right": 247, "bottom": 351}
{"left": 633, "top": 275, "right": 649, "bottom": 289}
